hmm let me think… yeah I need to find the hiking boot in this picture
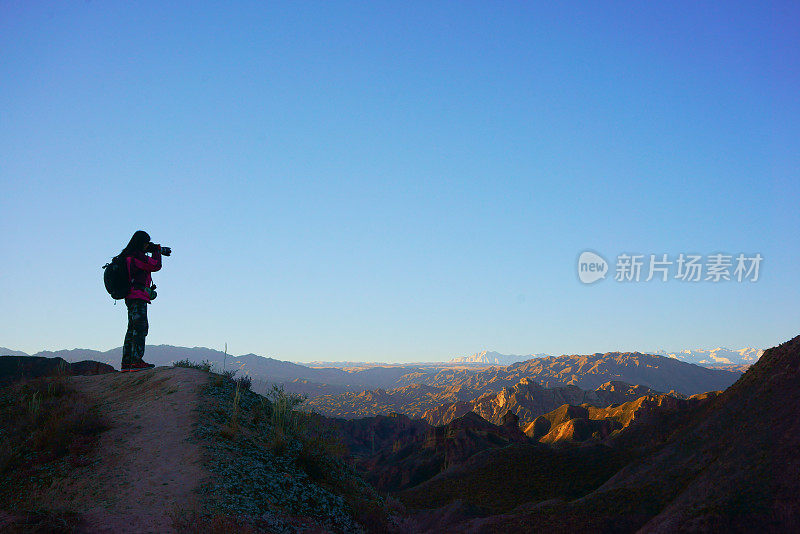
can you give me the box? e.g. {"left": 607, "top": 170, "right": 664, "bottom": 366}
{"left": 128, "top": 361, "right": 155, "bottom": 372}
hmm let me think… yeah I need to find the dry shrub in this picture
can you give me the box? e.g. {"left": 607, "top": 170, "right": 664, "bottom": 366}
{"left": 234, "top": 375, "right": 252, "bottom": 391}
{"left": 221, "top": 369, "right": 238, "bottom": 381}
{"left": 266, "top": 384, "right": 307, "bottom": 434}
{"left": 0, "top": 376, "right": 110, "bottom": 505}
{"left": 295, "top": 415, "right": 349, "bottom": 481}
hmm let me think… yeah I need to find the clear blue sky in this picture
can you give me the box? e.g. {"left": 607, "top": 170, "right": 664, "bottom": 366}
{"left": 2, "top": 2, "right": 798, "bottom": 362}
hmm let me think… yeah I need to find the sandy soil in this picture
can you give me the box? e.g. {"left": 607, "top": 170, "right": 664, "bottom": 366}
{"left": 33, "top": 366, "right": 211, "bottom": 533}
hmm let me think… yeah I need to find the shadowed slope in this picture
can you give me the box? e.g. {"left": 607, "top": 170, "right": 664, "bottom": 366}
{"left": 397, "top": 441, "right": 630, "bottom": 518}
{"left": 355, "top": 411, "right": 528, "bottom": 493}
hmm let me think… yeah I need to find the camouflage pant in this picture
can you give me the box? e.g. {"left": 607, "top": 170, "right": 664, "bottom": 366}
{"left": 122, "top": 299, "right": 148, "bottom": 366}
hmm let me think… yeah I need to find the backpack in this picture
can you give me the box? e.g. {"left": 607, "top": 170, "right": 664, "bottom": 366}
{"left": 103, "top": 255, "right": 131, "bottom": 300}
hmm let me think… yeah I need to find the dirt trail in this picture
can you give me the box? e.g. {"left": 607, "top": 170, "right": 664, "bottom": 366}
{"left": 37, "top": 367, "right": 211, "bottom": 533}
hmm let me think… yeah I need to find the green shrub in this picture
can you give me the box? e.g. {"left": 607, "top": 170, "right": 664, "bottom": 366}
{"left": 266, "top": 384, "right": 307, "bottom": 435}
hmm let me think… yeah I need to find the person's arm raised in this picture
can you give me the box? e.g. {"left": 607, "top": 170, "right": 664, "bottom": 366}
{"left": 130, "top": 246, "right": 162, "bottom": 272}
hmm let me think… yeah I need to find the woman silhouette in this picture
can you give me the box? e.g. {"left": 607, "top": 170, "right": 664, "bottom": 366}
{"left": 119, "top": 230, "right": 162, "bottom": 371}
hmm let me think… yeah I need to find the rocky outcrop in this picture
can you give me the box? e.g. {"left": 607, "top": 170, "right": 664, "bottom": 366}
{"left": 500, "top": 409, "right": 526, "bottom": 440}
{"left": 0, "top": 356, "right": 115, "bottom": 385}
{"left": 70, "top": 360, "right": 116, "bottom": 376}
{"left": 524, "top": 392, "right": 722, "bottom": 445}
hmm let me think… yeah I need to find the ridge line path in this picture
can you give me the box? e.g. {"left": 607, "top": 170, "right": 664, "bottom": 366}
{"left": 42, "top": 367, "right": 212, "bottom": 533}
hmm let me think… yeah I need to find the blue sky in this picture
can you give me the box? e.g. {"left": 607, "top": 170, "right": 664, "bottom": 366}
{"left": 2, "top": 2, "right": 798, "bottom": 362}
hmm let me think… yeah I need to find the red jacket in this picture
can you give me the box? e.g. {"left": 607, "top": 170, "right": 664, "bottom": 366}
{"left": 125, "top": 248, "right": 162, "bottom": 303}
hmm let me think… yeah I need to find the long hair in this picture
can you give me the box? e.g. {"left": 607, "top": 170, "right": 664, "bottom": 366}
{"left": 120, "top": 230, "right": 150, "bottom": 258}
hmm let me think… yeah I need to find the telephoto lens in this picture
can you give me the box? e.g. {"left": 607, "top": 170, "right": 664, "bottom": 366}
{"left": 161, "top": 246, "right": 172, "bottom": 256}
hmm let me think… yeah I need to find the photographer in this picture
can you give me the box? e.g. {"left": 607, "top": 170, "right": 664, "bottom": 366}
{"left": 119, "top": 230, "right": 170, "bottom": 371}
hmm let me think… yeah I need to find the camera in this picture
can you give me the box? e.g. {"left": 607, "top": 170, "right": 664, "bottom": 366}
{"left": 147, "top": 243, "right": 172, "bottom": 256}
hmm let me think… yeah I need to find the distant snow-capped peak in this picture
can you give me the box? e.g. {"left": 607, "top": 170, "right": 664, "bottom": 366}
{"left": 448, "top": 350, "right": 551, "bottom": 365}
{"left": 653, "top": 347, "right": 764, "bottom": 365}
{"left": 451, "top": 346, "right": 764, "bottom": 367}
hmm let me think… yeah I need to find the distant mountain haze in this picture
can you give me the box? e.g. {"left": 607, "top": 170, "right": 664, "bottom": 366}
{"left": 0, "top": 347, "right": 30, "bottom": 357}
{"left": 3, "top": 345, "right": 763, "bottom": 368}
{"left": 448, "top": 350, "right": 553, "bottom": 365}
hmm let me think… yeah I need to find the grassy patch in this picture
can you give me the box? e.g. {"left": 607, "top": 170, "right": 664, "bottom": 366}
{"left": 0, "top": 375, "right": 110, "bottom": 510}
{"left": 174, "top": 359, "right": 252, "bottom": 392}
{"left": 173, "top": 359, "right": 212, "bottom": 372}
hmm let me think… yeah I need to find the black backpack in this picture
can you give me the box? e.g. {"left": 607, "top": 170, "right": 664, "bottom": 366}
{"left": 103, "top": 255, "right": 131, "bottom": 300}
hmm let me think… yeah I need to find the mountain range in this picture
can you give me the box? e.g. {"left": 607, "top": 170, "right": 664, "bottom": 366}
{"left": 3, "top": 344, "right": 763, "bottom": 369}
{"left": 306, "top": 351, "right": 741, "bottom": 422}
{"left": 1, "top": 345, "right": 746, "bottom": 402}
{"left": 405, "top": 334, "right": 800, "bottom": 531}
{"left": 447, "top": 347, "right": 763, "bottom": 367}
